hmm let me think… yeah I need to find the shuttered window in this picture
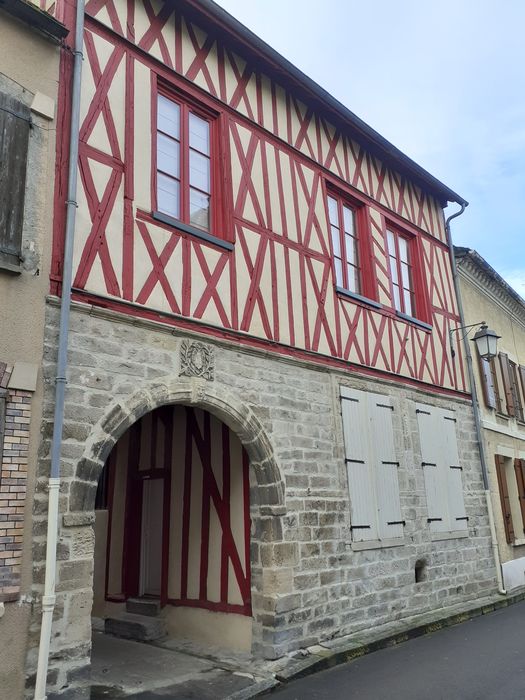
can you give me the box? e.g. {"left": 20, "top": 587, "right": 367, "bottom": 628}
{"left": 499, "top": 353, "right": 516, "bottom": 417}
{"left": 416, "top": 404, "right": 468, "bottom": 534}
{"left": 510, "top": 361, "right": 524, "bottom": 422}
{"left": 514, "top": 458, "right": 525, "bottom": 535}
{"left": 495, "top": 455, "right": 515, "bottom": 543}
{"left": 0, "top": 92, "right": 31, "bottom": 268}
{"left": 341, "top": 387, "right": 403, "bottom": 543}
{"left": 478, "top": 355, "right": 501, "bottom": 411}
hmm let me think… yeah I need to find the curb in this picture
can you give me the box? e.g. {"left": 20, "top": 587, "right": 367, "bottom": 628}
{"left": 258, "top": 590, "right": 525, "bottom": 692}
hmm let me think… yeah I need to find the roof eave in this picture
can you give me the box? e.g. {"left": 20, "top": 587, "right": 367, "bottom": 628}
{"left": 186, "top": 0, "right": 467, "bottom": 208}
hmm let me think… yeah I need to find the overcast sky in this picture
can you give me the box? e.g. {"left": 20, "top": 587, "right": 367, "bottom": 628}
{"left": 215, "top": 0, "right": 525, "bottom": 297}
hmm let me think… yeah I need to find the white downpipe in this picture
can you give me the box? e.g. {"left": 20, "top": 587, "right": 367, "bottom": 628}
{"left": 33, "top": 0, "right": 85, "bottom": 695}
{"left": 34, "top": 479, "right": 60, "bottom": 700}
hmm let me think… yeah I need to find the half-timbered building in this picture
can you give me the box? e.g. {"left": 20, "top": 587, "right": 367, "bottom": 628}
{"left": 8, "top": 0, "right": 502, "bottom": 696}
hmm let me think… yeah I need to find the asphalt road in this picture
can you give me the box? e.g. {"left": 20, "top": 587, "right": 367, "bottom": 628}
{"left": 268, "top": 600, "right": 525, "bottom": 700}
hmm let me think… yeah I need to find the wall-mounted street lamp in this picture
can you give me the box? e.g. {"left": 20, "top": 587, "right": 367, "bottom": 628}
{"left": 450, "top": 322, "right": 500, "bottom": 360}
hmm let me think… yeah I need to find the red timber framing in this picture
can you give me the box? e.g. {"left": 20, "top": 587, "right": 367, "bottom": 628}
{"left": 48, "top": 0, "right": 468, "bottom": 396}
{"left": 102, "top": 406, "right": 251, "bottom": 616}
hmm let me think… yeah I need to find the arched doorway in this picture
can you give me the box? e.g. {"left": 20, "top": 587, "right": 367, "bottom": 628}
{"left": 93, "top": 403, "right": 253, "bottom": 650}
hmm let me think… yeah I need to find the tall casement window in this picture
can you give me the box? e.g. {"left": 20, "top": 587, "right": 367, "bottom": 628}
{"left": 386, "top": 227, "right": 415, "bottom": 316}
{"left": 156, "top": 91, "right": 214, "bottom": 233}
{"left": 340, "top": 387, "right": 404, "bottom": 545}
{"left": 327, "top": 194, "right": 361, "bottom": 294}
{"left": 416, "top": 403, "right": 468, "bottom": 536}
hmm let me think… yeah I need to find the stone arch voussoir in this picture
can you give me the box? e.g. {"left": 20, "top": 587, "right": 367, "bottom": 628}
{"left": 74, "top": 377, "right": 284, "bottom": 510}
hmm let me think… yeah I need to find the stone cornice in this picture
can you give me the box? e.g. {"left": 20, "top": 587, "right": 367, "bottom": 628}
{"left": 455, "top": 249, "right": 525, "bottom": 331}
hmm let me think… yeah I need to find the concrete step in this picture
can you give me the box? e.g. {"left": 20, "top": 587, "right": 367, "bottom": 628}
{"left": 126, "top": 597, "right": 161, "bottom": 617}
{"left": 105, "top": 612, "right": 167, "bottom": 642}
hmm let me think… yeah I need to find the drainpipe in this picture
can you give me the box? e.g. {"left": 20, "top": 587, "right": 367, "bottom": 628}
{"left": 445, "top": 204, "right": 506, "bottom": 596}
{"left": 34, "top": 0, "right": 85, "bottom": 697}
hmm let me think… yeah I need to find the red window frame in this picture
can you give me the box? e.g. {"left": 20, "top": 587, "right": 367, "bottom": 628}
{"left": 385, "top": 223, "right": 430, "bottom": 324}
{"left": 152, "top": 82, "right": 231, "bottom": 242}
{"left": 326, "top": 186, "right": 375, "bottom": 301}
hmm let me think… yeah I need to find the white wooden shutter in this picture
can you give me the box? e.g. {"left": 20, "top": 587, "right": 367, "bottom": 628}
{"left": 341, "top": 387, "right": 377, "bottom": 541}
{"left": 369, "top": 395, "right": 404, "bottom": 540}
{"left": 416, "top": 404, "right": 449, "bottom": 533}
{"left": 442, "top": 411, "right": 468, "bottom": 531}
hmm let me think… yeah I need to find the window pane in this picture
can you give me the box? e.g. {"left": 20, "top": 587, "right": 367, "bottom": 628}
{"left": 157, "top": 133, "right": 179, "bottom": 178}
{"left": 392, "top": 283, "right": 401, "bottom": 311}
{"left": 345, "top": 232, "right": 357, "bottom": 265}
{"left": 331, "top": 225, "right": 341, "bottom": 257}
{"left": 401, "top": 261, "right": 411, "bottom": 290}
{"left": 389, "top": 256, "right": 398, "bottom": 284}
{"left": 398, "top": 236, "right": 409, "bottom": 263}
{"left": 158, "top": 96, "right": 180, "bottom": 138}
{"left": 343, "top": 206, "right": 355, "bottom": 235}
{"left": 158, "top": 173, "right": 180, "bottom": 218}
{"left": 189, "top": 150, "right": 210, "bottom": 193}
{"left": 334, "top": 257, "right": 343, "bottom": 287}
{"left": 386, "top": 229, "right": 395, "bottom": 255}
{"left": 190, "top": 188, "right": 210, "bottom": 231}
{"left": 403, "top": 289, "right": 413, "bottom": 316}
{"left": 347, "top": 263, "right": 359, "bottom": 293}
{"left": 327, "top": 196, "right": 338, "bottom": 225}
{"left": 189, "top": 113, "right": 210, "bottom": 155}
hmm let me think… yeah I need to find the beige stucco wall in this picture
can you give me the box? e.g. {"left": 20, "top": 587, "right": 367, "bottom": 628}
{"left": 458, "top": 268, "right": 525, "bottom": 574}
{"left": 0, "top": 10, "right": 62, "bottom": 698}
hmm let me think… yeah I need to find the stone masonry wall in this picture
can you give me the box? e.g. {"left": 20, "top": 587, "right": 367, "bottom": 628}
{"left": 27, "top": 300, "right": 498, "bottom": 695}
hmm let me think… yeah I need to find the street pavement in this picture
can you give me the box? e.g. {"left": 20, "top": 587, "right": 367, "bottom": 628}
{"left": 268, "top": 600, "right": 525, "bottom": 700}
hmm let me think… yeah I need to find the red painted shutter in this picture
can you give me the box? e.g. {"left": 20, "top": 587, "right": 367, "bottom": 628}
{"left": 495, "top": 455, "right": 514, "bottom": 544}
{"left": 514, "top": 458, "right": 525, "bottom": 535}
{"left": 478, "top": 355, "right": 496, "bottom": 409}
{"left": 499, "top": 353, "right": 515, "bottom": 417}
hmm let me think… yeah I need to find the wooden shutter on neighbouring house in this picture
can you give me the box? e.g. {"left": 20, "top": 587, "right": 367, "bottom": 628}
{"left": 514, "top": 458, "right": 525, "bottom": 535}
{"left": 499, "top": 354, "right": 516, "bottom": 417}
{"left": 519, "top": 366, "right": 525, "bottom": 408}
{"left": 369, "top": 396, "right": 404, "bottom": 540}
{"left": 495, "top": 454, "right": 515, "bottom": 543}
{"left": 490, "top": 358, "right": 503, "bottom": 413}
{"left": 416, "top": 404, "right": 449, "bottom": 534}
{"left": 442, "top": 412, "right": 468, "bottom": 531}
{"left": 478, "top": 355, "right": 497, "bottom": 409}
{"left": 0, "top": 92, "right": 31, "bottom": 268}
{"left": 510, "top": 362, "right": 525, "bottom": 422}
{"left": 341, "top": 388, "right": 377, "bottom": 541}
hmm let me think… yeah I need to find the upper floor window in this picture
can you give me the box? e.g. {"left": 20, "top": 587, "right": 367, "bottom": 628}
{"left": 156, "top": 92, "right": 213, "bottom": 233}
{"left": 327, "top": 193, "right": 360, "bottom": 294}
{"left": 386, "top": 227, "right": 415, "bottom": 317}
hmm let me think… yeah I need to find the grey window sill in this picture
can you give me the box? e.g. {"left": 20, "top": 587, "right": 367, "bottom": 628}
{"left": 395, "top": 310, "right": 432, "bottom": 331}
{"left": 0, "top": 260, "right": 22, "bottom": 275}
{"left": 335, "top": 286, "right": 382, "bottom": 309}
{"left": 152, "top": 211, "right": 234, "bottom": 251}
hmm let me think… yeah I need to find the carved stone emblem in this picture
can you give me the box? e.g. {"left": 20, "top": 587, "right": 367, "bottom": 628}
{"left": 179, "top": 341, "right": 214, "bottom": 381}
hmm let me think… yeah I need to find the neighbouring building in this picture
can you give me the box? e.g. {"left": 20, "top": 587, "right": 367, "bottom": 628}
{"left": 455, "top": 248, "right": 525, "bottom": 591}
{"left": 0, "top": 0, "right": 68, "bottom": 697}
{"left": 0, "top": 0, "right": 502, "bottom": 697}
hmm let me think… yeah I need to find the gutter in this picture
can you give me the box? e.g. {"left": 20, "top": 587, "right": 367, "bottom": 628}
{"left": 0, "top": 0, "right": 68, "bottom": 42}
{"left": 33, "top": 0, "right": 85, "bottom": 696}
{"left": 445, "top": 206, "right": 506, "bottom": 596}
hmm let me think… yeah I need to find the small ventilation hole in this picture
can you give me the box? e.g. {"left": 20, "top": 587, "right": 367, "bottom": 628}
{"left": 415, "top": 559, "right": 427, "bottom": 584}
